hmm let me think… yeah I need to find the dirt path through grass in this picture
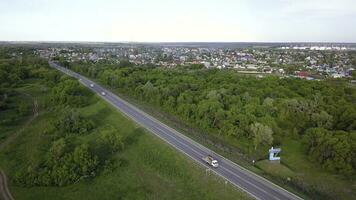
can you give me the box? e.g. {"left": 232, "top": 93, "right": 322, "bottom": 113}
{"left": 0, "top": 93, "right": 38, "bottom": 200}
{"left": 0, "top": 170, "right": 14, "bottom": 200}
{"left": 0, "top": 93, "right": 38, "bottom": 150}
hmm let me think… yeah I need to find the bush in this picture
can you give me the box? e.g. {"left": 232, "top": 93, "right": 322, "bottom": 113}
{"left": 101, "top": 127, "right": 125, "bottom": 153}
{"left": 303, "top": 128, "right": 356, "bottom": 175}
{"left": 15, "top": 141, "right": 99, "bottom": 187}
{"left": 50, "top": 79, "right": 90, "bottom": 107}
{"left": 54, "top": 109, "right": 94, "bottom": 135}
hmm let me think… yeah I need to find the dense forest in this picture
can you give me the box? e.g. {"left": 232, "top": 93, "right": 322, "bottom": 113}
{"left": 66, "top": 61, "right": 356, "bottom": 177}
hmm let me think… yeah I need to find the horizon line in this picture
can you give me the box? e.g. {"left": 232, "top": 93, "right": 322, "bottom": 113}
{"left": 1, "top": 40, "right": 356, "bottom": 44}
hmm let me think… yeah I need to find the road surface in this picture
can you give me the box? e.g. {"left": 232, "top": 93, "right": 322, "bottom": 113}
{"left": 50, "top": 61, "right": 303, "bottom": 200}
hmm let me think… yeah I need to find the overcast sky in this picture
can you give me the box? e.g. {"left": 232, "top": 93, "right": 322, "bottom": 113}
{"left": 0, "top": 0, "right": 355, "bottom": 42}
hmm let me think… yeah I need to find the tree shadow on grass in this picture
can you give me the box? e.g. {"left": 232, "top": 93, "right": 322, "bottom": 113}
{"left": 92, "top": 127, "right": 144, "bottom": 165}
{"left": 87, "top": 106, "right": 112, "bottom": 127}
{"left": 124, "top": 128, "right": 145, "bottom": 147}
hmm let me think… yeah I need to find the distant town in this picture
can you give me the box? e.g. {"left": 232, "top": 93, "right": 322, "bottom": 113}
{"left": 33, "top": 43, "right": 356, "bottom": 80}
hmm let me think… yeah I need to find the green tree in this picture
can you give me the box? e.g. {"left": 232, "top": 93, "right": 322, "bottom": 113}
{"left": 303, "top": 128, "right": 355, "bottom": 175}
{"left": 55, "top": 109, "right": 94, "bottom": 135}
{"left": 311, "top": 111, "right": 333, "bottom": 129}
{"left": 49, "top": 138, "right": 68, "bottom": 160}
{"left": 101, "top": 128, "right": 125, "bottom": 153}
{"left": 73, "top": 144, "right": 99, "bottom": 176}
{"left": 250, "top": 122, "right": 273, "bottom": 150}
{"left": 50, "top": 79, "right": 90, "bottom": 107}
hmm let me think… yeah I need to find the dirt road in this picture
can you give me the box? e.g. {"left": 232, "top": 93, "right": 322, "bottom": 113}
{"left": 0, "top": 170, "right": 14, "bottom": 200}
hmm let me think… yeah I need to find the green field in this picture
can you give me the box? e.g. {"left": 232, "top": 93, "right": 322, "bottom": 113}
{"left": 0, "top": 81, "right": 251, "bottom": 200}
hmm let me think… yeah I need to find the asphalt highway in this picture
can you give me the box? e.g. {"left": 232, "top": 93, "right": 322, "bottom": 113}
{"left": 50, "top": 61, "right": 303, "bottom": 200}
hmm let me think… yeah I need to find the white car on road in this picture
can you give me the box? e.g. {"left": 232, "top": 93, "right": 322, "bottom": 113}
{"left": 203, "top": 155, "right": 219, "bottom": 168}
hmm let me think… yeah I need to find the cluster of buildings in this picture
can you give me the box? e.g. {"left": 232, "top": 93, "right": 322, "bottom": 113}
{"left": 279, "top": 45, "right": 356, "bottom": 51}
{"left": 37, "top": 44, "right": 356, "bottom": 79}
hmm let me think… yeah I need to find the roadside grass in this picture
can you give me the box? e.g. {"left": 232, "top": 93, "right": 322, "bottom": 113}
{"left": 255, "top": 160, "right": 295, "bottom": 180}
{"left": 0, "top": 82, "right": 252, "bottom": 200}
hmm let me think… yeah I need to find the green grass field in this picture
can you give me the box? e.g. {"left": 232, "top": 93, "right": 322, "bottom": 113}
{"left": 0, "top": 81, "right": 252, "bottom": 200}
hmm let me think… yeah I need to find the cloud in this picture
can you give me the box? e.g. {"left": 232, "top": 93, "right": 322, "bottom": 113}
{"left": 280, "top": 0, "right": 356, "bottom": 16}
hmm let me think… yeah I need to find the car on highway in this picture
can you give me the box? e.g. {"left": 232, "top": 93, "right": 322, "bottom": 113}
{"left": 90, "top": 83, "right": 94, "bottom": 88}
{"left": 203, "top": 155, "right": 219, "bottom": 167}
{"left": 101, "top": 92, "right": 106, "bottom": 96}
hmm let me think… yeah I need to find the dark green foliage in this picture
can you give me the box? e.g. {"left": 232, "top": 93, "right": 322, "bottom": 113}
{"left": 15, "top": 141, "right": 99, "bottom": 186}
{"left": 54, "top": 109, "right": 94, "bottom": 135}
{"left": 50, "top": 79, "right": 91, "bottom": 107}
{"left": 17, "top": 101, "right": 30, "bottom": 116}
{"left": 0, "top": 89, "right": 10, "bottom": 111}
{"left": 303, "top": 128, "right": 356, "bottom": 175}
{"left": 0, "top": 48, "right": 49, "bottom": 87}
{"left": 100, "top": 127, "right": 125, "bottom": 153}
{"left": 250, "top": 122, "right": 273, "bottom": 150}
{"left": 72, "top": 144, "right": 99, "bottom": 176}
{"left": 0, "top": 49, "right": 119, "bottom": 187}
